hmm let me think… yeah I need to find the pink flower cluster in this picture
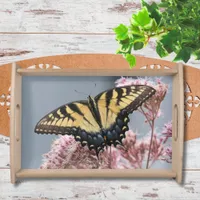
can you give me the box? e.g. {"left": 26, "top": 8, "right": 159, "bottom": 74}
{"left": 41, "top": 122, "right": 172, "bottom": 169}
{"left": 40, "top": 135, "right": 121, "bottom": 169}
{"left": 40, "top": 77, "right": 172, "bottom": 169}
{"left": 162, "top": 147, "right": 172, "bottom": 163}
{"left": 116, "top": 77, "right": 170, "bottom": 168}
{"left": 162, "top": 121, "right": 172, "bottom": 143}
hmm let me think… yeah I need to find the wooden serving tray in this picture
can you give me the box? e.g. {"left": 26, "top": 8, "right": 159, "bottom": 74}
{"left": 0, "top": 54, "right": 199, "bottom": 141}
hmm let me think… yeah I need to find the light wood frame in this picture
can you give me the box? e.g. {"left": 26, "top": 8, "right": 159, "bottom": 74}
{"left": 10, "top": 62, "right": 184, "bottom": 184}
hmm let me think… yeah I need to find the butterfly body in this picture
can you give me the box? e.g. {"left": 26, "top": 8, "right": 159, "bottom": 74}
{"left": 35, "top": 85, "right": 156, "bottom": 155}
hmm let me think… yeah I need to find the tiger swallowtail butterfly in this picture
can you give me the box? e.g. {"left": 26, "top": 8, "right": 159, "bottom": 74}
{"left": 35, "top": 85, "right": 156, "bottom": 156}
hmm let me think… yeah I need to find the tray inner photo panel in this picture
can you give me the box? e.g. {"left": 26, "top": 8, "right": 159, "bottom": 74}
{"left": 21, "top": 75, "right": 173, "bottom": 170}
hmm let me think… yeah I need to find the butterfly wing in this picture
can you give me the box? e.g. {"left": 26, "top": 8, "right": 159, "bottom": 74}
{"left": 35, "top": 100, "right": 106, "bottom": 150}
{"left": 95, "top": 85, "right": 156, "bottom": 146}
{"left": 35, "top": 85, "right": 156, "bottom": 156}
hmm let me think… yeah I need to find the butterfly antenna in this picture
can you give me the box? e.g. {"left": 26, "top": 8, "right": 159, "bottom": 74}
{"left": 89, "top": 83, "right": 97, "bottom": 96}
{"left": 74, "top": 89, "right": 88, "bottom": 97}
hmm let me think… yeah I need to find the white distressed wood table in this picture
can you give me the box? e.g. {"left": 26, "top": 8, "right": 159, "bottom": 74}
{"left": 0, "top": 1, "right": 200, "bottom": 199}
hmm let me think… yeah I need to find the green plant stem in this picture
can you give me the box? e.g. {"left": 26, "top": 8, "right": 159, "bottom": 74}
{"left": 148, "top": 29, "right": 167, "bottom": 37}
{"left": 144, "top": 29, "right": 169, "bottom": 46}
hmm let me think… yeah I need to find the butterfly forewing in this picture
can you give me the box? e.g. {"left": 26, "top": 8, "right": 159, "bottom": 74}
{"left": 95, "top": 85, "right": 156, "bottom": 118}
{"left": 35, "top": 101, "right": 101, "bottom": 135}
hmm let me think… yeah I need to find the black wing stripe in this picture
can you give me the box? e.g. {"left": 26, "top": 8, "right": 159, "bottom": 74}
{"left": 56, "top": 106, "right": 75, "bottom": 121}
{"left": 59, "top": 106, "right": 75, "bottom": 121}
{"left": 68, "top": 103, "right": 84, "bottom": 116}
{"left": 116, "top": 88, "right": 123, "bottom": 105}
{"left": 126, "top": 86, "right": 131, "bottom": 95}
{"left": 83, "top": 116, "right": 95, "bottom": 126}
{"left": 106, "top": 89, "right": 113, "bottom": 117}
{"left": 60, "top": 106, "right": 67, "bottom": 116}
{"left": 125, "top": 86, "right": 156, "bottom": 112}
{"left": 52, "top": 111, "right": 60, "bottom": 119}
{"left": 68, "top": 103, "right": 95, "bottom": 126}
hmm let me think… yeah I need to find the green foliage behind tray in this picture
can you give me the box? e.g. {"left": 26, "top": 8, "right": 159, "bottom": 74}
{"left": 113, "top": 0, "right": 200, "bottom": 68}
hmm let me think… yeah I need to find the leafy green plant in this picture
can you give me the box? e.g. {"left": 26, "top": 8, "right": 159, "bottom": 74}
{"left": 113, "top": 0, "right": 200, "bottom": 68}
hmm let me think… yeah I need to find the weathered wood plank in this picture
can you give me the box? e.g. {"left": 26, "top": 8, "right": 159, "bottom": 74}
{"left": 184, "top": 138, "right": 200, "bottom": 169}
{"left": 0, "top": 34, "right": 117, "bottom": 65}
{"left": 0, "top": 135, "right": 10, "bottom": 168}
{"left": 0, "top": 169, "right": 199, "bottom": 200}
{"left": 0, "top": 135, "right": 200, "bottom": 169}
{"left": 0, "top": 34, "right": 199, "bottom": 68}
{"left": 0, "top": 0, "right": 151, "bottom": 33}
{"left": 0, "top": 0, "right": 199, "bottom": 198}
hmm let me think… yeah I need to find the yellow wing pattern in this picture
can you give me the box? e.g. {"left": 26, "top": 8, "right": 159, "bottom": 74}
{"left": 35, "top": 101, "right": 101, "bottom": 135}
{"left": 95, "top": 85, "right": 156, "bottom": 130}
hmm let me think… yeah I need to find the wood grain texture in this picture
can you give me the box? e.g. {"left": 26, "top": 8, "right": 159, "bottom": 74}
{"left": 0, "top": 135, "right": 10, "bottom": 168}
{"left": 0, "top": 34, "right": 117, "bottom": 65}
{"left": 0, "top": 34, "right": 200, "bottom": 68}
{"left": 0, "top": 169, "right": 199, "bottom": 200}
{"left": 0, "top": 0, "right": 200, "bottom": 196}
{"left": 1, "top": 54, "right": 199, "bottom": 141}
{"left": 17, "top": 68, "right": 178, "bottom": 76}
{"left": 172, "top": 64, "right": 184, "bottom": 183}
{"left": 0, "top": 135, "right": 200, "bottom": 169}
{"left": 0, "top": 0, "right": 141, "bottom": 33}
{"left": 0, "top": 65, "right": 11, "bottom": 137}
{"left": 16, "top": 169, "right": 176, "bottom": 179}
{"left": 10, "top": 63, "right": 22, "bottom": 184}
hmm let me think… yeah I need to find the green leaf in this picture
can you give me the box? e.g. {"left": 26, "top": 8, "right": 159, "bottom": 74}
{"left": 151, "top": 19, "right": 158, "bottom": 31}
{"left": 132, "top": 7, "right": 151, "bottom": 27}
{"left": 173, "top": 48, "right": 191, "bottom": 63}
{"left": 114, "top": 0, "right": 200, "bottom": 68}
{"left": 141, "top": 0, "right": 162, "bottom": 24}
{"left": 134, "top": 42, "right": 144, "bottom": 50}
{"left": 132, "top": 35, "right": 146, "bottom": 43}
{"left": 116, "top": 48, "right": 124, "bottom": 54}
{"left": 156, "top": 41, "right": 169, "bottom": 57}
{"left": 159, "top": 30, "right": 180, "bottom": 53}
{"left": 117, "top": 44, "right": 132, "bottom": 54}
{"left": 129, "top": 24, "right": 143, "bottom": 36}
{"left": 125, "top": 54, "right": 136, "bottom": 68}
{"left": 117, "top": 38, "right": 133, "bottom": 53}
{"left": 193, "top": 49, "right": 200, "bottom": 60}
{"left": 113, "top": 24, "right": 128, "bottom": 40}
{"left": 158, "top": 2, "right": 169, "bottom": 8}
{"left": 143, "top": 18, "right": 157, "bottom": 31}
